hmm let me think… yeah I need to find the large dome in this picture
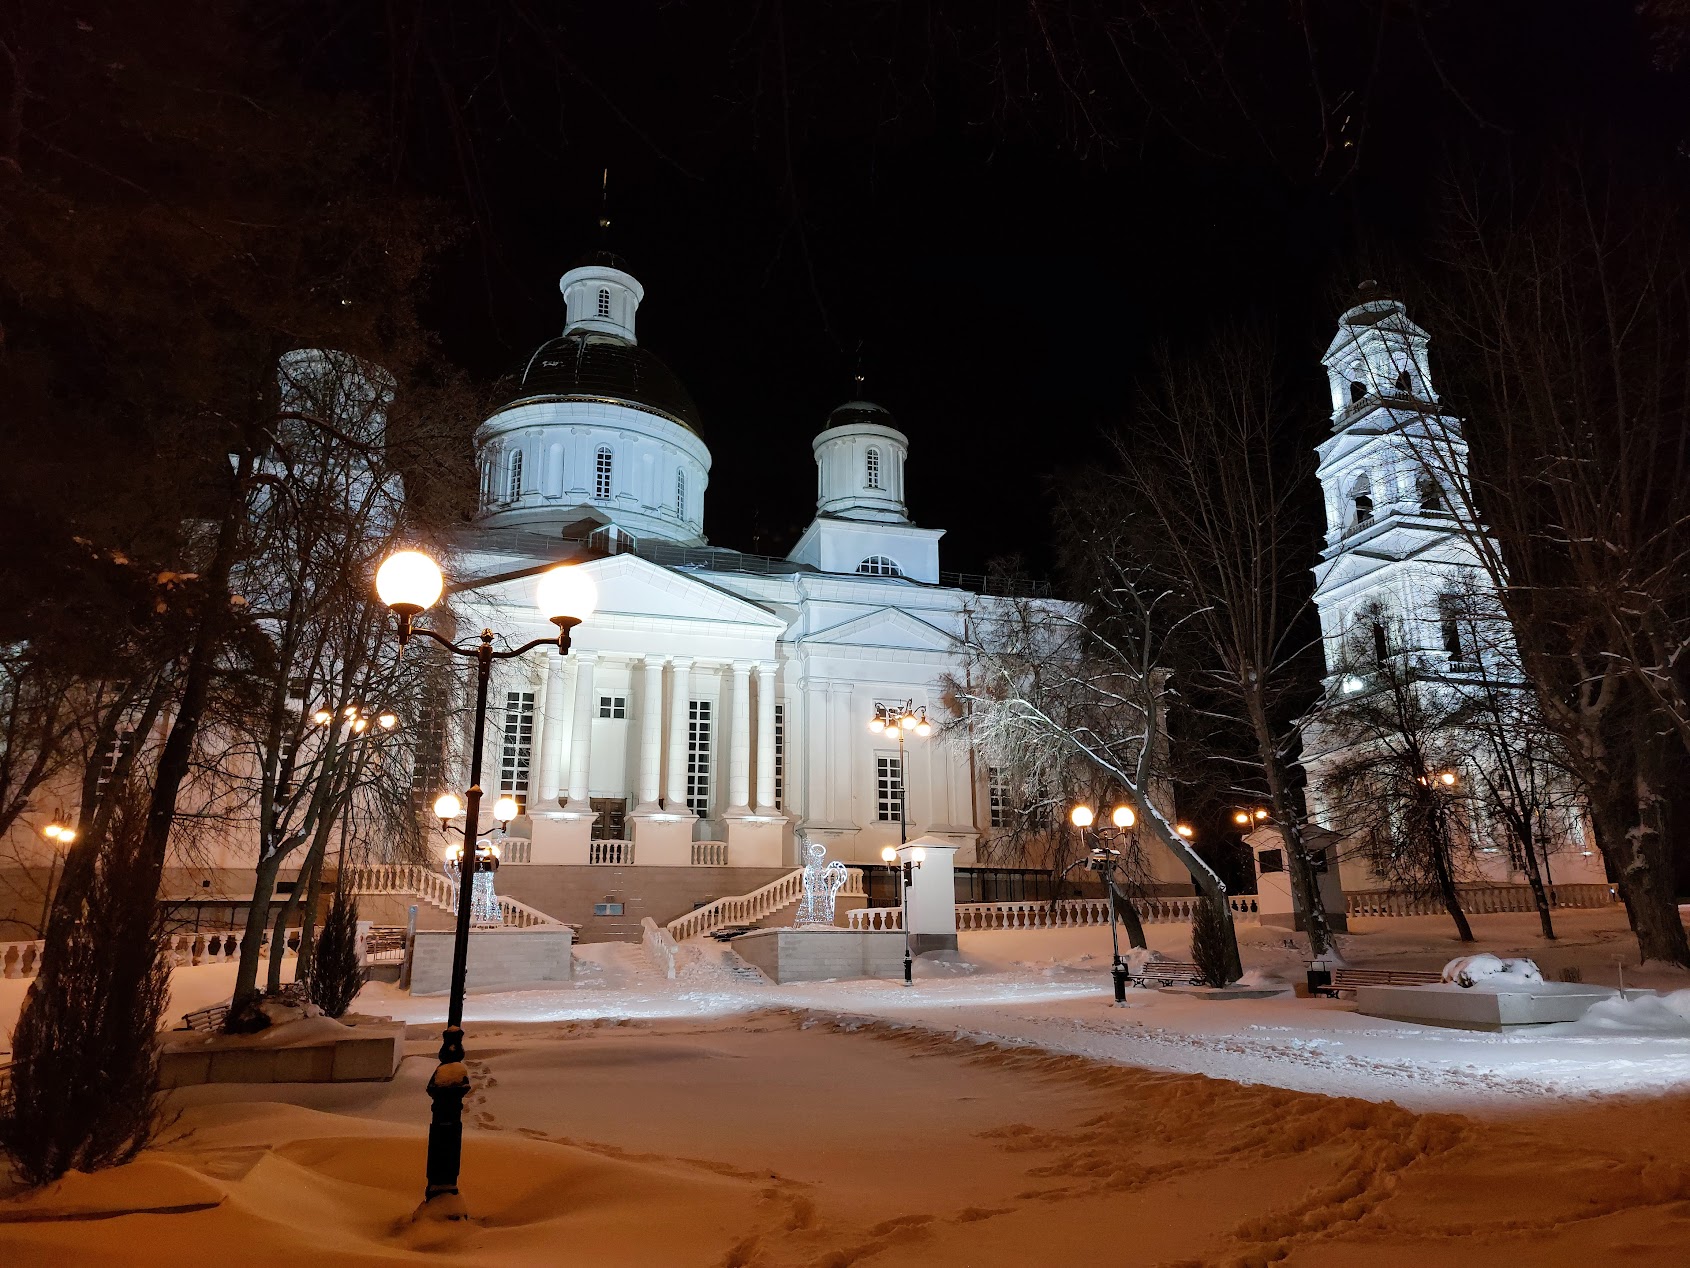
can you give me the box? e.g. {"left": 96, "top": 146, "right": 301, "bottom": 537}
{"left": 510, "top": 331, "right": 702, "bottom": 435}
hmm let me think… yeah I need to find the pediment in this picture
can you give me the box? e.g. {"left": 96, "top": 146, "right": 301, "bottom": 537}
{"left": 460, "top": 552, "right": 786, "bottom": 629}
{"left": 803, "top": 607, "right": 959, "bottom": 653}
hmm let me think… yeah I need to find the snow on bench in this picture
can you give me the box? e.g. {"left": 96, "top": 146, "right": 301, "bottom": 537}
{"left": 1130, "top": 959, "right": 1204, "bottom": 988}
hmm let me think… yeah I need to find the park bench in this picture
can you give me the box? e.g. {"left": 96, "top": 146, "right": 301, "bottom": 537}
{"left": 1130, "top": 959, "right": 1204, "bottom": 988}
{"left": 178, "top": 982, "right": 309, "bottom": 1032}
{"left": 1308, "top": 966, "right": 1441, "bottom": 998}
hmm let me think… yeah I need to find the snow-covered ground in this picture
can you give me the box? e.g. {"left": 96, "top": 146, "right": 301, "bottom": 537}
{"left": 4, "top": 907, "right": 1690, "bottom": 1265}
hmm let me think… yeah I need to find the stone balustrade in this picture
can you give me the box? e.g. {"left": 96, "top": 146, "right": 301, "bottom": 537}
{"left": 691, "top": 842, "right": 728, "bottom": 866}
{"left": 666, "top": 866, "right": 866, "bottom": 942}
{"left": 589, "top": 840, "right": 635, "bottom": 866}
{"left": 1, "top": 926, "right": 376, "bottom": 981}
{"left": 1344, "top": 882, "right": 1615, "bottom": 919}
{"left": 499, "top": 838, "right": 533, "bottom": 864}
{"left": 342, "top": 863, "right": 563, "bottom": 928}
{"left": 848, "top": 894, "right": 1263, "bottom": 932}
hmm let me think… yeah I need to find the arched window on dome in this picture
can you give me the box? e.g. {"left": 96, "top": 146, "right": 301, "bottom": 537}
{"left": 508, "top": 450, "right": 523, "bottom": 502}
{"left": 856, "top": 555, "right": 903, "bottom": 577}
{"left": 675, "top": 469, "right": 686, "bottom": 520}
{"left": 594, "top": 445, "right": 614, "bottom": 500}
{"left": 864, "top": 447, "right": 883, "bottom": 490}
{"left": 597, "top": 288, "right": 611, "bottom": 318}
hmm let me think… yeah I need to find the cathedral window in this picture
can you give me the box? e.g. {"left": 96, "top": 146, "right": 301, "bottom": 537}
{"left": 1395, "top": 368, "right": 1413, "bottom": 393}
{"left": 409, "top": 696, "right": 447, "bottom": 818}
{"left": 1349, "top": 380, "right": 1368, "bottom": 403}
{"left": 1371, "top": 619, "right": 1390, "bottom": 665}
{"left": 1417, "top": 474, "right": 1442, "bottom": 512}
{"left": 498, "top": 691, "right": 535, "bottom": 813}
{"left": 594, "top": 446, "right": 614, "bottom": 500}
{"left": 865, "top": 447, "right": 883, "bottom": 490}
{"left": 598, "top": 695, "right": 627, "bottom": 719}
{"left": 773, "top": 702, "right": 785, "bottom": 808}
{"left": 988, "top": 766, "right": 1010, "bottom": 828}
{"left": 1439, "top": 594, "right": 1466, "bottom": 662}
{"left": 1348, "top": 476, "right": 1373, "bottom": 529}
{"left": 508, "top": 451, "right": 523, "bottom": 501}
{"left": 597, "top": 288, "right": 611, "bottom": 318}
{"left": 876, "top": 754, "right": 905, "bottom": 823}
{"left": 686, "top": 700, "right": 712, "bottom": 815}
{"left": 675, "top": 469, "right": 686, "bottom": 519}
{"left": 856, "top": 555, "right": 903, "bottom": 577}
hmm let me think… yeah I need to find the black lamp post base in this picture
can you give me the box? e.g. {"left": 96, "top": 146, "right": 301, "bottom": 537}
{"left": 1111, "top": 960, "right": 1129, "bottom": 1003}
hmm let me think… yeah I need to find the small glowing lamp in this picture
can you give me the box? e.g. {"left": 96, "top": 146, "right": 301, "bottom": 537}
{"left": 376, "top": 549, "right": 444, "bottom": 614}
{"left": 312, "top": 709, "right": 333, "bottom": 725}
{"left": 1176, "top": 823, "right": 1194, "bottom": 839}
{"left": 351, "top": 716, "right": 369, "bottom": 733}
{"left": 910, "top": 847, "right": 926, "bottom": 865}
{"left": 534, "top": 565, "right": 597, "bottom": 628}
{"left": 492, "top": 795, "right": 520, "bottom": 823}
{"left": 1438, "top": 770, "right": 1457, "bottom": 787}
{"left": 1112, "top": 805, "right": 1136, "bottom": 829}
{"left": 1233, "top": 811, "right": 1250, "bottom": 826}
{"left": 868, "top": 719, "right": 886, "bottom": 734}
{"left": 377, "top": 711, "right": 399, "bottom": 730}
{"left": 1255, "top": 808, "right": 1269, "bottom": 820}
{"left": 433, "top": 792, "right": 463, "bottom": 821}
{"left": 880, "top": 845, "right": 898, "bottom": 863}
{"left": 1070, "top": 805, "right": 1095, "bottom": 828}
{"left": 900, "top": 712, "right": 918, "bottom": 731}
{"left": 914, "top": 720, "right": 933, "bottom": 737}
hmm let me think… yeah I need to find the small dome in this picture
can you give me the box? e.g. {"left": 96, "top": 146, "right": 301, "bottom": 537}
{"left": 510, "top": 331, "right": 702, "bottom": 434}
{"left": 824, "top": 399, "right": 902, "bottom": 434}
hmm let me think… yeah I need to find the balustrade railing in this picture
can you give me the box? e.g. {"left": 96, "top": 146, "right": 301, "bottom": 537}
{"left": 666, "top": 867, "right": 866, "bottom": 942}
{"left": 343, "top": 862, "right": 563, "bottom": 927}
{"left": 691, "top": 842, "right": 728, "bottom": 867}
{"left": 848, "top": 894, "right": 1263, "bottom": 932}
{"left": 589, "top": 840, "right": 635, "bottom": 866}
{"left": 1345, "top": 882, "right": 1615, "bottom": 919}
{"left": 641, "top": 916, "right": 680, "bottom": 979}
{"left": 500, "top": 838, "right": 533, "bottom": 864}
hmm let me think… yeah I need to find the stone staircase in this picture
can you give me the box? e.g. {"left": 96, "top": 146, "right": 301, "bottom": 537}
{"left": 664, "top": 867, "right": 866, "bottom": 942}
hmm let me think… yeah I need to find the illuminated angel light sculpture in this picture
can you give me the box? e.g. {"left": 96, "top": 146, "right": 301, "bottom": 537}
{"left": 444, "top": 839, "right": 504, "bottom": 927}
{"left": 796, "top": 842, "right": 849, "bottom": 927}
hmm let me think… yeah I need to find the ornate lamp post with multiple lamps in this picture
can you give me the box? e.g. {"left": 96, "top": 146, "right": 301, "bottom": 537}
{"left": 879, "top": 841, "right": 926, "bottom": 985}
{"left": 867, "top": 700, "right": 931, "bottom": 846}
{"left": 1068, "top": 803, "right": 1138, "bottom": 1002}
{"left": 375, "top": 548, "right": 596, "bottom": 1217}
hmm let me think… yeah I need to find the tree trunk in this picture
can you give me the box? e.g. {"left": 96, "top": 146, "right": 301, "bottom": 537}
{"left": 1109, "top": 879, "right": 1148, "bottom": 949}
{"left": 1426, "top": 805, "right": 1474, "bottom": 942}
{"left": 1508, "top": 814, "right": 1557, "bottom": 940}
{"left": 265, "top": 874, "right": 304, "bottom": 995}
{"left": 1250, "top": 701, "right": 1333, "bottom": 957}
{"left": 230, "top": 859, "right": 277, "bottom": 1016}
{"left": 1589, "top": 778, "right": 1690, "bottom": 967}
{"left": 294, "top": 834, "right": 330, "bottom": 984}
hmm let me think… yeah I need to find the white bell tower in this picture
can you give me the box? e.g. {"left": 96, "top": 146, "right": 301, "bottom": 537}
{"left": 560, "top": 257, "right": 643, "bottom": 342}
{"left": 1310, "top": 285, "right": 1488, "bottom": 685}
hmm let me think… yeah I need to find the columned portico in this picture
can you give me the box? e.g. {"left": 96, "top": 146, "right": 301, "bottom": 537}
{"left": 727, "top": 660, "right": 752, "bottom": 814}
{"left": 635, "top": 654, "right": 666, "bottom": 812}
{"left": 535, "top": 651, "right": 569, "bottom": 806}
{"left": 664, "top": 657, "right": 695, "bottom": 816}
{"left": 564, "top": 651, "right": 597, "bottom": 812}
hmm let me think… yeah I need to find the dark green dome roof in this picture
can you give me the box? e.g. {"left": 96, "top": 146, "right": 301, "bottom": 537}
{"left": 508, "top": 331, "right": 701, "bottom": 434}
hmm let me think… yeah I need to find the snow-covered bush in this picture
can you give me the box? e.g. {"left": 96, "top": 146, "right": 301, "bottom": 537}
{"left": 1442, "top": 954, "right": 1542, "bottom": 988}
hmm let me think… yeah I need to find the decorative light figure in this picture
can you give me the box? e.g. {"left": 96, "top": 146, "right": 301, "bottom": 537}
{"left": 795, "top": 843, "right": 849, "bottom": 927}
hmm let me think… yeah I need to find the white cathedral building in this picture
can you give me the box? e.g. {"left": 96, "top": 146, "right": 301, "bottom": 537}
{"left": 428, "top": 250, "right": 1144, "bottom": 925}
{"left": 1295, "top": 287, "right": 1604, "bottom": 892}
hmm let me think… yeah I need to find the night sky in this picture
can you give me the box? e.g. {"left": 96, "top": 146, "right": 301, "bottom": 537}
{"left": 318, "top": 2, "right": 1680, "bottom": 577}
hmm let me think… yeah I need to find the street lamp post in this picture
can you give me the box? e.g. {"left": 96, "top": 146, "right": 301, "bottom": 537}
{"left": 868, "top": 700, "right": 931, "bottom": 846}
{"left": 376, "top": 549, "right": 596, "bottom": 1217}
{"left": 1068, "top": 803, "right": 1137, "bottom": 1003}
{"left": 879, "top": 842, "right": 925, "bottom": 986}
{"left": 38, "top": 813, "right": 75, "bottom": 932}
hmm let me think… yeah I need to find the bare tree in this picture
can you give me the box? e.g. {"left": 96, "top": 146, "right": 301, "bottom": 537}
{"left": 1311, "top": 608, "right": 1478, "bottom": 940}
{"left": 948, "top": 555, "right": 1244, "bottom": 983}
{"left": 1105, "top": 329, "right": 1335, "bottom": 956}
{"left": 1408, "top": 150, "right": 1690, "bottom": 965}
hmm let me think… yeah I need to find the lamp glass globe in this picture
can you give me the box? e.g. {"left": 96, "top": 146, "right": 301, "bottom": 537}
{"left": 535, "top": 565, "right": 597, "bottom": 625}
{"left": 492, "top": 795, "right": 520, "bottom": 822}
{"left": 910, "top": 847, "right": 926, "bottom": 864}
{"left": 375, "top": 550, "right": 444, "bottom": 613}
{"left": 433, "top": 793, "right": 463, "bottom": 821}
{"left": 1112, "top": 805, "right": 1136, "bottom": 829}
{"left": 880, "top": 845, "right": 898, "bottom": 863}
{"left": 900, "top": 713, "right": 917, "bottom": 730}
{"left": 1070, "top": 805, "right": 1095, "bottom": 828}
{"left": 914, "top": 720, "right": 932, "bottom": 737}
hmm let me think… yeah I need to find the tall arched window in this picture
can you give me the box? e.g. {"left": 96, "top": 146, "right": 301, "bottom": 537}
{"left": 1417, "top": 474, "right": 1443, "bottom": 512}
{"left": 508, "top": 450, "right": 523, "bottom": 501}
{"left": 856, "top": 555, "right": 903, "bottom": 577}
{"left": 1349, "top": 475, "right": 1374, "bottom": 529}
{"left": 594, "top": 445, "right": 614, "bottom": 500}
{"left": 1349, "top": 380, "right": 1368, "bottom": 404}
{"left": 1371, "top": 618, "right": 1390, "bottom": 664}
{"left": 864, "top": 447, "right": 882, "bottom": 490}
{"left": 1394, "top": 368, "right": 1413, "bottom": 393}
{"left": 597, "top": 288, "right": 611, "bottom": 318}
{"left": 675, "top": 469, "right": 686, "bottom": 519}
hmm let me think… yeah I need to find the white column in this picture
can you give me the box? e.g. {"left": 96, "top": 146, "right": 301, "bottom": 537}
{"left": 636, "top": 655, "right": 665, "bottom": 810}
{"left": 535, "top": 651, "right": 568, "bottom": 804}
{"left": 665, "top": 657, "right": 694, "bottom": 813}
{"left": 565, "top": 652, "right": 597, "bottom": 808}
{"left": 727, "top": 660, "right": 752, "bottom": 812}
{"left": 754, "top": 661, "right": 778, "bottom": 813}
{"left": 806, "top": 677, "right": 829, "bottom": 823}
